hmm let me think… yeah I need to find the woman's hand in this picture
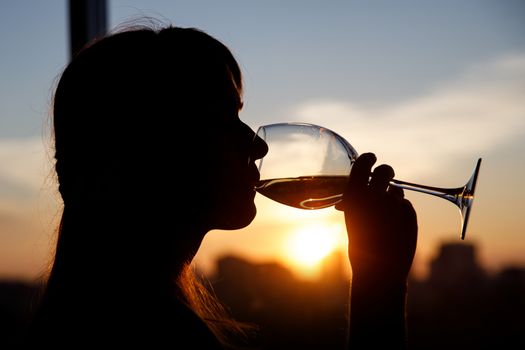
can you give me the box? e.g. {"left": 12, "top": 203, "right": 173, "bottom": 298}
{"left": 336, "top": 152, "right": 418, "bottom": 283}
{"left": 337, "top": 153, "right": 418, "bottom": 349}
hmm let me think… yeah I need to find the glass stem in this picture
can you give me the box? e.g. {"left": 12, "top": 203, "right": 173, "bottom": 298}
{"left": 389, "top": 179, "right": 465, "bottom": 208}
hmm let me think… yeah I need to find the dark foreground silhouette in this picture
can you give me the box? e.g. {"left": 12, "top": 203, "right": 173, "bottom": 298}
{"left": 2, "top": 242, "right": 524, "bottom": 349}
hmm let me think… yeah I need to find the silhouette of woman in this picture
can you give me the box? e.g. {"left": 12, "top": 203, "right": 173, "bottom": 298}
{"left": 28, "top": 24, "right": 417, "bottom": 349}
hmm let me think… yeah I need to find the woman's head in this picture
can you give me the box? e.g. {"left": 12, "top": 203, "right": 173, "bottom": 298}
{"left": 53, "top": 25, "right": 267, "bottom": 234}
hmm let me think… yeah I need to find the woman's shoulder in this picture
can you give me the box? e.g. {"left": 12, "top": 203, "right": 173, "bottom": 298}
{"left": 25, "top": 295, "right": 225, "bottom": 349}
{"left": 161, "top": 298, "right": 225, "bottom": 348}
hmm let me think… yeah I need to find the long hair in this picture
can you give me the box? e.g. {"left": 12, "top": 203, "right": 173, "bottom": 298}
{"left": 34, "top": 24, "right": 256, "bottom": 348}
{"left": 177, "top": 263, "right": 257, "bottom": 349}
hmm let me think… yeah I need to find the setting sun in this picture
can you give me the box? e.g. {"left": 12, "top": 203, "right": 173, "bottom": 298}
{"left": 284, "top": 223, "right": 346, "bottom": 279}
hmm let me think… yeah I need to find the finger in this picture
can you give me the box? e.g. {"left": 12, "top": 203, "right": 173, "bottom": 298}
{"left": 387, "top": 185, "right": 405, "bottom": 198}
{"left": 335, "top": 152, "right": 376, "bottom": 211}
{"left": 369, "top": 164, "right": 395, "bottom": 193}
{"left": 348, "top": 153, "right": 376, "bottom": 190}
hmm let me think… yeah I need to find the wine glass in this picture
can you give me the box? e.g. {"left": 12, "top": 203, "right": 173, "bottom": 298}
{"left": 254, "top": 122, "right": 481, "bottom": 240}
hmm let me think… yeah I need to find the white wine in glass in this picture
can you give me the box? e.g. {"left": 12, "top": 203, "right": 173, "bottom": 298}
{"left": 254, "top": 122, "right": 481, "bottom": 240}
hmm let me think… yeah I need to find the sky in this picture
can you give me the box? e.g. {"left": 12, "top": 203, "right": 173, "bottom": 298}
{"left": 0, "top": 0, "right": 524, "bottom": 281}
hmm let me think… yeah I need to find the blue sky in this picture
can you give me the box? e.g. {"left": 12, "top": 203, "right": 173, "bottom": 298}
{"left": 1, "top": 1, "right": 524, "bottom": 280}
{"left": 2, "top": 0, "right": 524, "bottom": 135}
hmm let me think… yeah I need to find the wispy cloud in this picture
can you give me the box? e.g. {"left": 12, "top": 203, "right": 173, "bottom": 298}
{"left": 0, "top": 137, "right": 55, "bottom": 202}
{"left": 289, "top": 53, "right": 525, "bottom": 180}
{"left": 2, "top": 54, "right": 524, "bottom": 201}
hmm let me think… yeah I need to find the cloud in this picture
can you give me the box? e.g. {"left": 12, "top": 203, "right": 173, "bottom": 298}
{"left": 288, "top": 53, "right": 525, "bottom": 181}
{"left": 1, "top": 54, "right": 524, "bottom": 201}
{"left": 0, "top": 137, "right": 55, "bottom": 202}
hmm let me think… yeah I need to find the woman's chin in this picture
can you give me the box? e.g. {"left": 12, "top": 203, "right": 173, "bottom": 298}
{"left": 217, "top": 203, "right": 257, "bottom": 230}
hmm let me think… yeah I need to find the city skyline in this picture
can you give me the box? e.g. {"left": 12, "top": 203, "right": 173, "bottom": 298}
{"left": 5, "top": 239, "right": 522, "bottom": 348}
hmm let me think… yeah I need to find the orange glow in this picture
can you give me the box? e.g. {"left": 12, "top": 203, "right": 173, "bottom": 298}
{"left": 283, "top": 223, "right": 346, "bottom": 279}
